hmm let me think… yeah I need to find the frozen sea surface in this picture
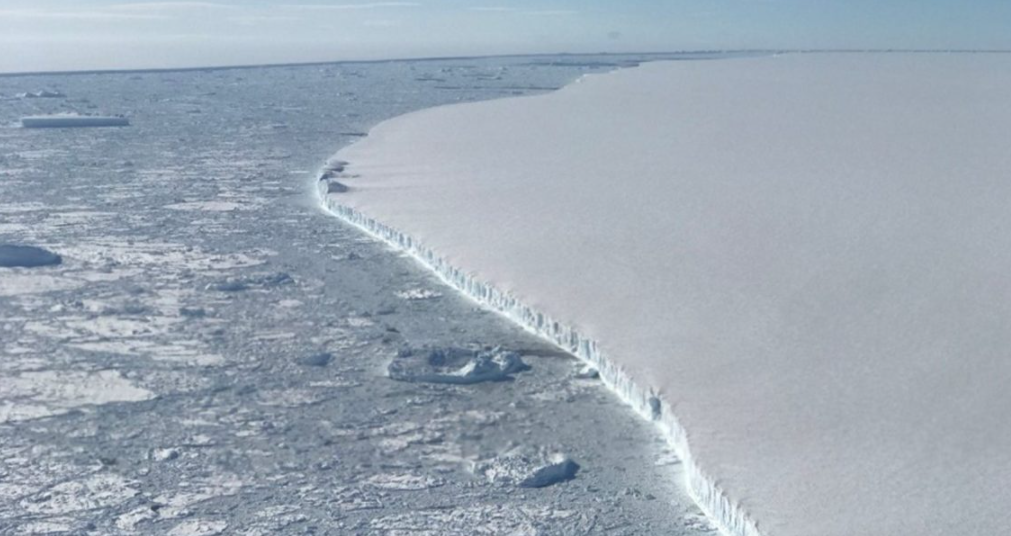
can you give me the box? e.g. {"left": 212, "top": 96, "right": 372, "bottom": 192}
{"left": 330, "top": 54, "right": 1011, "bottom": 536}
{"left": 0, "top": 55, "right": 719, "bottom": 535}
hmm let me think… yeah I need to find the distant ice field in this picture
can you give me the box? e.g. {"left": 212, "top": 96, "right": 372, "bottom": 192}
{"left": 328, "top": 54, "right": 1011, "bottom": 536}
{"left": 1, "top": 55, "right": 720, "bottom": 535}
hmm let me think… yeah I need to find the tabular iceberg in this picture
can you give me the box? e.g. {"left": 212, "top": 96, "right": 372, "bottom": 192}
{"left": 320, "top": 54, "right": 1011, "bottom": 536}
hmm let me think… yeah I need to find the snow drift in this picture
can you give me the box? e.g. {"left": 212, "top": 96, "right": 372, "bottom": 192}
{"left": 319, "top": 54, "right": 1011, "bottom": 536}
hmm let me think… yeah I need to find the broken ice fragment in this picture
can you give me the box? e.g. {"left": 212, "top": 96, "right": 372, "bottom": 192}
{"left": 298, "top": 352, "right": 333, "bottom": 367}
{"left": 388, "top": 346, "right": 529, "bottom": 385}
{"left": 519, "top": 458, "right": 581, "bottom": 488}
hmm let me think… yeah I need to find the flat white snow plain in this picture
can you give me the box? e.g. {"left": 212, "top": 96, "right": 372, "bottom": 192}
{"left": 325, "top": 54, "right": 1011, "bottom": 536}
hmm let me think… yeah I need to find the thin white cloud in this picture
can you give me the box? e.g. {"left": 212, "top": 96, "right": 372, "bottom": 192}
{"left": 467, "top": 6, "right": 579, "bottom": 16}
{"left": 521, "top": 9, "right": 579, "bottom": 16}
{"left": 0, "top": 8, "right": 165, "bottom": 20}
{"left": 467, "top": 6, "right": 515, "bottom": 12}
{"left": 107, "top": 2, "right": 238, "bottom": 11}
{"left": 286, "top": 2, "right": 420, "bottom": 10}
{"left": 0, "top": 2, "right": 240, "bottom": 22}
{"left": 228, "top": 14, "right": 302, "bottom": 25}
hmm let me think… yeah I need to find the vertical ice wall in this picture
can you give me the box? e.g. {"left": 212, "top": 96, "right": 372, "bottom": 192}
{"left": 319, "top": 55, "right": 1011, "bottom": 536}
{"left": 316, "top": 191, "right": 763, "bottom": 536}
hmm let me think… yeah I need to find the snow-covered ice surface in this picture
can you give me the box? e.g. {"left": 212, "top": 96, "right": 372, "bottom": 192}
{"left": 0, "top": 55, "right": 721, "bottom": 535}
{"left": 328, "top": 54, "right": 1011, "bottom": 536}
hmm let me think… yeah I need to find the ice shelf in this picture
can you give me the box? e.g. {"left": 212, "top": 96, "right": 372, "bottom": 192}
{"left": 320, "top": 54, "right": 1011, "bottom": 536}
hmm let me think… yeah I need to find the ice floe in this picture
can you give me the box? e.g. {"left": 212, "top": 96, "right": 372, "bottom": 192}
{"left": 0, "top": 370, "right": 154, "bottom": 424}
{"left": 388, "top": 346, "right": 530, "bottom": 385}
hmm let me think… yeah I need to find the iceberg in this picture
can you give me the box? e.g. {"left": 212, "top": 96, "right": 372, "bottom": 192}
{"left": 320, "top": 54, "right": 1011, "bottom": 535}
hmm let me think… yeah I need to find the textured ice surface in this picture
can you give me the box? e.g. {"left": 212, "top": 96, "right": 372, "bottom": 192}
{"left": 471, "top": 445, "right": 580, "bottom": 488}
{"left": 0, "top": 370, "right": 154, "bottom": 423}
{"left": 0, "top": 55, "right": 716, "bottom": 535}
{"left": 388, "top": 346, "right": 530, "bottom": 384}
{"left": 330, "top": 54, "right": 1011, "bottom": 536}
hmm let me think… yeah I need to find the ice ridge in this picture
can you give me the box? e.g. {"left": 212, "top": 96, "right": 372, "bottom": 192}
{"left": 316, "top": 179, "right": 763, "bottom": 536}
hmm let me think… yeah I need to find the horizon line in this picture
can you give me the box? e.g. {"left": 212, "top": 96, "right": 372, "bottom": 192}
{"left": 2, "top": 48, "right": 1010, "bottom": 78}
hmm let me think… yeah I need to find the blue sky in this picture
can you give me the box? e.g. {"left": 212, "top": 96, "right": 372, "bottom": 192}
{"left": 1, "top": 0, "right": 1009, "bottom": 73}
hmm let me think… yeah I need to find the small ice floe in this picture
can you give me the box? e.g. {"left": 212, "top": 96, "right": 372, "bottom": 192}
{"left": 388, "top": 346, "right": 529, "bottom": 385}
{"left": 21, "top": 113, "right": 129, "bottom": 128}
{"left": 179, "top": 306, "right": 207, "bottom": 318}
{"left": 207, "top": 272, "right": 293, "bottom": 292}
{"left": 332, "top": 486, "right": 384, "bottom": 512}
{"left": 0, "top": 244, "right": 62, "bottom": 268}
{"left": 520, "top": 457, "right": 581, "bottom": 488}
{"left": 472, "top": 447, "right": 580, "bottom": 489}
{"left": 255, "top": 386, "right": 339, "bottom": 408}
{"left": 19, "top": 473, "right": 139, "bottom": 515}
{"left": 167, "top": 519, "right": 228, "bottom": 536}
{"left": 163, "top": 201, "right": 246, "bottom": 212}
{"left": 369, "top": 504, "right": 593, "bottom": 535}
{"left": 151, "top": 447, "right": 181, "bottom": 462}
{"left": 297, "top": 352, "right": 332, "bottom": 367}
{"left": 0, "top": 370, "right": 154, "bottom": 424}
{"left": 395, "top": 288, "right": 442, "bottom": 300}
{"left": 362, "top": 473, "right": 445, "bottom": 491}
{"left": 345, "top": 315, "right": 375, "bottom": 328}
{"left": 574, "top": 363, "right": 599, "bottom": 379}
{"left": 16, "top": 90, "right": 65, "bottom": 99}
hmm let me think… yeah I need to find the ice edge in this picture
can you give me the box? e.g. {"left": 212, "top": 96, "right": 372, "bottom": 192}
{"left": 316, "top": 182, "right": 764, "bottom": 536}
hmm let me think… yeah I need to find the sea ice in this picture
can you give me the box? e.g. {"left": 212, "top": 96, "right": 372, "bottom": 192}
{"left": 519, "top": 457, "right": 580, "bottom": 488}
{"left": 0, "top": 370, "right": 155, "bottom": 424}
{"left": 207, "top": 272, "right": 293, "bottom": 292}
{"left": 298, "top": 352, "right": 333, "bottom": 367}
{"left": 166, "top": 519, "right": 228, "bottom": 536}
{"left": 326, "top": 54, "right": 1011, "bottom": 535}
{"left": 472, "top": 447, "right": 580, "bottom": 488}
{"left": 388, "top": 346, "right": 530, "bottom": 385}
{"left": 16, "top": 90, "right": 65, "bottom": 99}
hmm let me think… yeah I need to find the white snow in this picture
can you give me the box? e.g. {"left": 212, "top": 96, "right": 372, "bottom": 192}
{"left": 19, "top": 473, "right": 139, "bottom": 515}
{"left": 362, "top": 473, "right": 445, "bottom": 491}
{"left": 0, "top": 370, "right": 155, "bottom": 423}
{"left": 166, "top": 520, "right": 228, "bottom": 536}
{"left": 324, "top": 54, "right": 1011, "bottom": 536}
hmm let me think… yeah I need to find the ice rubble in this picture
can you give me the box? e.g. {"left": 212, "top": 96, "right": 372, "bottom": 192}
{"left": 471, "top": 446, "right": 580, "bottom": 488}
{"left": 16, "top": 90, "right": 65, "bottom": 99}
{"left": 388, "top": 346, "right": 530, "bottom": 385}
{"left": 320, "top": 55, "right": 1011, "bottom": 535}
{"left": 0, "top": 370, "right": 154, "bottom": 424}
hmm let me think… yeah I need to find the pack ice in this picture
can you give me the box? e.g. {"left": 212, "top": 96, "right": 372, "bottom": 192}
{"left": 321, "top": 54, "right": 1011, "bottom": 536}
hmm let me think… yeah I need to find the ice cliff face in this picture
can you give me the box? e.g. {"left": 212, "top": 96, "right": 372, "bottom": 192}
{"left": 318, "top": 184, "right": 762, "bottom": 536}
